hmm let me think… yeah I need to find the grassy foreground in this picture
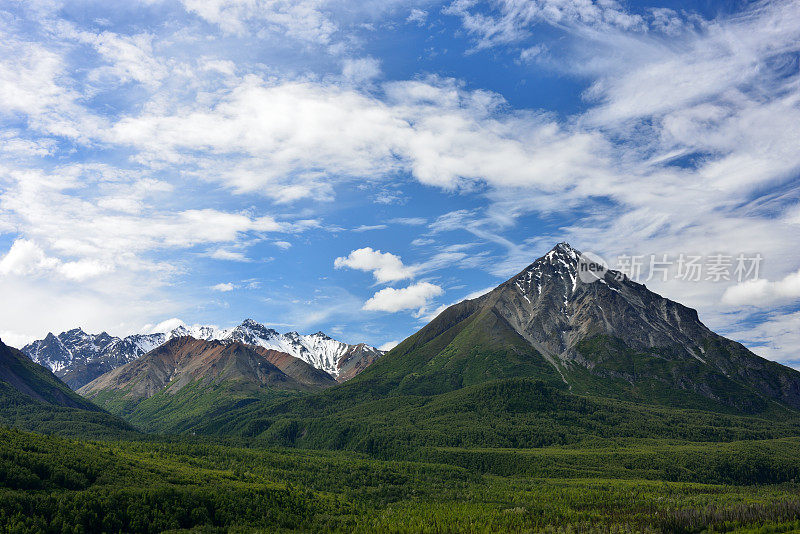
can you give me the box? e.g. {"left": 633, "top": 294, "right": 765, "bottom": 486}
{"left": 3, "top": 426, "right": 800, "bottom": 533}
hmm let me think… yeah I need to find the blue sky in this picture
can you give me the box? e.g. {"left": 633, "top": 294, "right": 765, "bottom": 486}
{"left": 1, "top": 0, "right": 799, "bottom": 365}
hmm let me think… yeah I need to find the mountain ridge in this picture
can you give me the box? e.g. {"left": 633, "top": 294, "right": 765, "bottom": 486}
{"left": 0, "top": 337, "right": 134, "bottom": 437}
{"left": 23, "top": 320, "right": 384, "bottom": 389}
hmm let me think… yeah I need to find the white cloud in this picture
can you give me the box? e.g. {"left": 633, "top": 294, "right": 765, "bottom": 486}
{"left": 143, "top": 318, "right": 187, "bottom": 334}
{"left": 0, "top": 131, "right": 56, "bottom": 158}
{"left": 0, "top": 166, "right": 292, "bottom": 274}
{"left": 208, "top": 248, "right": 252, "bottom": 261}
{"left": 273, "top": 241, "right": 292, "bottom": 249}
{"left": 723, "top": 269, "right": 800, "bottom": 307}
{"left": 0, "top": 36, "right": 103, "bottom": 139}
{"left": 342, "top": 57, "right": 382, "bottom": 84}
{"left": 0, "top": 239, "right": 111, "bottom": 281}
{"left": 407, "top": 8, "right": 427, "bottom": 25}
{"left": 334, "top": 247, "right": 415, "bottom": 283}
{"left": 0, "top": 40, "right": 69, "bottom": 117}
{"left": 445, "top": 0, "right": 648, "bottom": 49}
{"left": 0, "top": 239, "right": 59, "bottom": 276}
{"left": 0, "top": 330, "right": 37, "bottom": 350}
{"left": 57, "top": 259, "right": 113, "bottom": 281}
{"left": 211, "top": 282, "right": 236, "bottom": 292}
{"left": 65, "top": 27, "right": 168, "bottom": 88}
{"left": 378, "top": 340, "right": 400, "bottom": 351}
{"left": 179, "top": 0, "right": 338, "bottom": 44}
{"left": 109, "top": 77, "right": 611, "bottom": 199}
{"left": 363, "top": 281, "right": 443, "bottom": 313}
{"left": 353, "top": 224, "right": 387, "bottom": 232}
{"left": 390, "top": 217, "right": 427, "bottom": 225}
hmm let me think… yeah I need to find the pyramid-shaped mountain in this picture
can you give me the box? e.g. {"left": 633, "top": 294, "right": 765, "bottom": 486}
{"left": 354, "top": 243, "right": 800, "bottom": 413}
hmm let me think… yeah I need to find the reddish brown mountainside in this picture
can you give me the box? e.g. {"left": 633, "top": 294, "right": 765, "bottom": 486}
{"left": 78, "top": 337, "right": 330, "bottom": 402}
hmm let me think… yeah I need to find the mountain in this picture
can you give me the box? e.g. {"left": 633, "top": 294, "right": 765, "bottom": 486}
{"left": 22, "top": 328, "right": 165, "bottom": 390}
{"left": 23, "top": 320, "right": 383, "bottom": 390}
{"left": 0, "top": 338, "right": 133, "bottom": 437}
{"left": 182, "top": 243, "right": 800, "bottom": 449}
{"left": 78, "top": 337, "right": 336, "bottom": 432}
{"left": 356, "top": 242, "right": 800, "bottom": 413}
{"left": 224, "top": 320, "right": 384, "bottom": 382}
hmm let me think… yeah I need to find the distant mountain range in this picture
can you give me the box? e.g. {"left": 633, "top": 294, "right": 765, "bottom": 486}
{"left": 22, "top": 319, "right": 384, "bottom": 389}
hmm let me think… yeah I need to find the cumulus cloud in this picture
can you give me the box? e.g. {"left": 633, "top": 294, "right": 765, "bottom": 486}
{"left": 0, "top": 239, "right": 111, "bottom": 281}
{"left": 0, "top": 239, "right": 59, "bottom": 277}
{"left": 723, "top": 270, "right": 800, "bottom": 307}
{"left": 378, "top": 340, "right": 400, "bottom": 351}
{"left": 105, "top": 76, "right": 613, "bottom": 201}
{"left": 211, "top": 282, "right": 236, "bottom": 292}
{"left": 142, "top": 318, "right": 187, "bottom": 334}
{"left": 363, "top": 281, "right": 443, "bottom": 314}
{"left": 334, "top": 247, "right": 415, "bottom": 283}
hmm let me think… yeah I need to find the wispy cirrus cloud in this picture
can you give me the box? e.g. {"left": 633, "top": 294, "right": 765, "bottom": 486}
{"left": 443, "top": 0, "right": 678, "bottom": 49}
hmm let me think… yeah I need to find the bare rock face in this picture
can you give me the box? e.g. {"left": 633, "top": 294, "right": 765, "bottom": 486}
{"left": 336, "top": 343, "right": 384, "bottom": 382}
{"left": 490, "top": 243, "right": 711, "bottom": 362}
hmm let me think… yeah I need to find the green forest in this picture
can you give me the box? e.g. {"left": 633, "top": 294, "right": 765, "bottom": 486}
{"left": 4, "top": 425, "right": 800, "bottom": 533}
{"left": 6, "top": 371, "right": 800, "bottom": 533}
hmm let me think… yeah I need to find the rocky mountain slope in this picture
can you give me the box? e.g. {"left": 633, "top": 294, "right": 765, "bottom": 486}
{"left": 23, "top": 320, "right": 383, "bottom": 389}
{"left": 79, "top": 337, "right": 315, "bottom": 400}
{"left": 359, "top": 242, "right": 800, "bottom": 413}
{"left": 77, "top": 337, "right": 337, "bottom": 432}
{"left": 0, "top": 338, "right": 133, "bottom": 437}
